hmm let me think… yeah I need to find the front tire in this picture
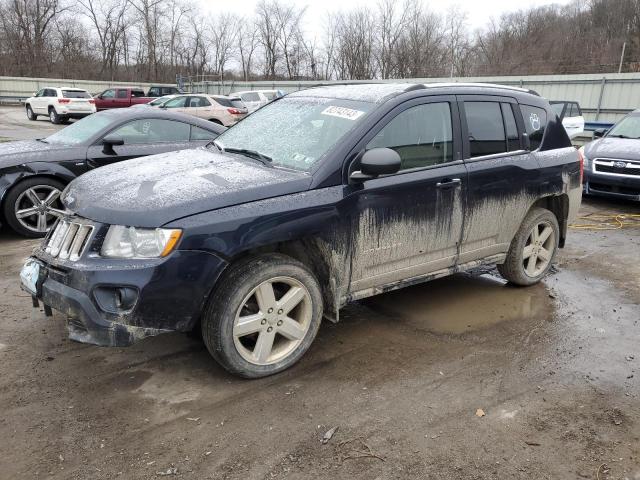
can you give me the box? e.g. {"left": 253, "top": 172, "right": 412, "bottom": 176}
{"left": 498, "top": 207, "right": 560, "bottom": 286}
{"left": 2, "top": 177, "right": 66, "bottom": 237}
{"left": 202, "top": 254, "right": 323, "bottom": 378}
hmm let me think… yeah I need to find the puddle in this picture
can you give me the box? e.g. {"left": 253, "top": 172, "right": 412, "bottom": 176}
{"left": 365, "top": 273, "right": 553, "bottom": 334}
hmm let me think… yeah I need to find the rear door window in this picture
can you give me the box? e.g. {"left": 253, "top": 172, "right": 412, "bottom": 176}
{"left": 464, "top": 102, "right": 506, "bottom": 157}
{"left": 242, "top": 92, "right": 261, "bottom": 102}
{"left": 116, "top": 89, "right": 128, "bottom": 99}
{"left": 367, "top": 102, "right": 453, "bottom": 169}
{"left": 520, "top": 105, "right": 547, "bottom": 150}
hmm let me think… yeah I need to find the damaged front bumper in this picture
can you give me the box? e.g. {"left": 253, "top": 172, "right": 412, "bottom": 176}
{"left": 21, "top": 249, "right": 228, "bottom": 347}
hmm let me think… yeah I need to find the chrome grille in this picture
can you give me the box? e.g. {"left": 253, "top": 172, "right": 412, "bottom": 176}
{"left": 45, "top": 219, "right": 94, "bottom": 261}
{"left": 593, "top": 158, "right": 640, "bottom": 177}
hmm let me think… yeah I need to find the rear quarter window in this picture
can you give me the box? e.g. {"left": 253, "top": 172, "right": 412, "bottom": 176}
{"left": 520, "top": 105, "right": 547, "bottom": 150}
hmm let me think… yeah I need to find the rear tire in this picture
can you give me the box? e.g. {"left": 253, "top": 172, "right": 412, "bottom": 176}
{"left": 201, "top": 254, "right": 323, "bottom": 378}
{"left": 26, "top": 105, "right": 37, "bottom": 121}
{"left": 48, "top": 107, "right": 61, "bottom": 124}
{"left": 497, "top": 207, "right": 560, "bottom": 286}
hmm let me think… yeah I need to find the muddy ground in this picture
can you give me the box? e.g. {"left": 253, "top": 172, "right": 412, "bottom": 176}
{"left": 0, "top": 196, "right": 637, "bottom": 480}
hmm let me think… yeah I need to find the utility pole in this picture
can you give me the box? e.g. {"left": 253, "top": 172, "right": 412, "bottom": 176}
{"left": 618, "top": 41, "right": 627, "bottom": 73}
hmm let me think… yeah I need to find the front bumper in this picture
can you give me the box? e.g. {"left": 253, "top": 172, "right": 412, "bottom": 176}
{"left": 584, "top": 170, "right": 640, "bottom": 201}
{"left": 24, "top": 249, "right": 228, "bottom": 347}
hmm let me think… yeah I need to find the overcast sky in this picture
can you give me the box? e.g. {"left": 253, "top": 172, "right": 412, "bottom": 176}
{"left": 203, "top": 0, "right": 574, "bottom": 39}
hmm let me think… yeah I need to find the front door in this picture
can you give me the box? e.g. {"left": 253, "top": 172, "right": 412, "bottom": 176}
{"left": 457, "top": 96, "right": 541, "bottom": 264}
{"left": 344, "top": 96, "right": 467, "bottom": 295}
{"left": 85, "top": 118, "right": 193, "bottom": 169}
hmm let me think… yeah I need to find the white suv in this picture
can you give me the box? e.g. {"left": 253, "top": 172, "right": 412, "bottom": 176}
{"left": 25, "top": 87, "right": 96, "bottom": 124}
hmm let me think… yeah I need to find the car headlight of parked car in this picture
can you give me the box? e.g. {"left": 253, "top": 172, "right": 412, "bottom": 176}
{"left": 101, "top": 225, "right": 182, "bottom": 258}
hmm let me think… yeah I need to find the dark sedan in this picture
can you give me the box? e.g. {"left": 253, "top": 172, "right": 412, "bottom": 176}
{"left": 582, "top": 109, "right": 640, "bottom": 201}
{"left": 0, "top": 109, "right": 225, "bottom": 237}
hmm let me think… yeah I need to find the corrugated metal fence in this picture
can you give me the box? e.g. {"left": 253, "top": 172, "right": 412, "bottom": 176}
{"left": 3, "top": 73, "right": 640, "bottom": 123}
{"left": 0, "top": 76, "right": 173, "bottom": 103}
{"left": 188, "top": 73, "right": 640, "bottom": 124}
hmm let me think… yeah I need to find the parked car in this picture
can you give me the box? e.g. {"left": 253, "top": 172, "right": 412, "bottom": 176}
{"left": 132, "top": 95, "right": 178, "bottom": 108}
{"left": 25, "top": 87, "right": 96, "bottom": 124}
{"left": 147, "top": 85, "right": 184, "bottom": 97}
{"left": 161, "top": 94, "right": 248, "bottom": 126}
{"left": 93, "top": 87, "right": 153, "bottom": 110}
{"left": 233, "top": 90, "right": 285, "bottom": 112}
{"left": 550, "top": 100, "right": 585, "bottom": 139}
{"left": 580, "top": 109, "right": 640, "bottom": 201}
{"left": 0, "top": 109, "right": 225, "bottom": 237}
{"left": 21, "top": 83, "right": 581, "bottom": 378}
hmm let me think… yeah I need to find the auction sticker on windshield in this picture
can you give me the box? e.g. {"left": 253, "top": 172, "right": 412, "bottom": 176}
{"left": 321, "top": 106, "right": 365, "bottom": 121}
{"left": 20, "top": 259, "right": 41, "bottom": 295}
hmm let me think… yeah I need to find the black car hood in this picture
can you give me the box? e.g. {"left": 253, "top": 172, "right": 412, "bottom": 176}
{"left": 584, "top": 137, "right": 640, "bottom": 161}
{"left": 62, "top": 147, "right": 312, "bottom": 227}
{"left": 0, "top": 140, "right": 72, "bottom": 169}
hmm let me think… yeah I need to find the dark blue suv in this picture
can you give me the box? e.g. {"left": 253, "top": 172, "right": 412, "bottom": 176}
{"left": 21, "top": 83, "right": 582, "bottom": 378}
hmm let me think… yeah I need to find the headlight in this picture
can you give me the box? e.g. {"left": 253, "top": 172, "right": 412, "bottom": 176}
{"left": 101, "top": 225, "right": 182, "bottom": 258}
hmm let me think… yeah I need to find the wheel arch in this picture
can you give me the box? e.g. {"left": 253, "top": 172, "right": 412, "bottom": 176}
{"left": 0, "top": 171, "right": 71, "bottom": 219}
{"left": 219, "top": 238, "right": 341, "bottom": 323}
{"left": 528, "top": 194, "right": 569, "bottom": 247}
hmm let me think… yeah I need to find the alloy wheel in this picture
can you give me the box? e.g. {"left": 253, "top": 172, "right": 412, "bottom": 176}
{"left": 14, "top": 185, "right": 65, "bottom": 233}
{"left": 522, "top": 221, "right": 555, "bottom": 277}
{"left": 233, "top": 276, "right": 312, "bottom": 365}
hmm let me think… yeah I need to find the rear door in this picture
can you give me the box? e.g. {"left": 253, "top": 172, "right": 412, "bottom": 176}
{"left": 113, "top": 89, "right": 131, "bottom": 108}
{"left": 458, "top": 95, "right": 539, "bottom": 264}
{"left": 85, "top": 118, "right": 193, "bottom": 168}
{"left": 344, "top": 96, "right": 467, "bottom": 294}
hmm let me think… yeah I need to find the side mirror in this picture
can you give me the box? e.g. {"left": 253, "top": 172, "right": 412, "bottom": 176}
{"left": 593, "top": 128, "right": 606, "bottom": 138}
{"left": 350, "top": 148, "right": 401, "bottom": 182}
{"left": 102, "top": 136, "right": 124, "bottom": 154}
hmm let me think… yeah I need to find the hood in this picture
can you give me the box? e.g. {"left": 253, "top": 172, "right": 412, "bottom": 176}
{"left": 62, "top": 147, "right": 312, "bottom": 227}
{"left": 584, "top": 137, "right": 640, "bottom": 161}
{"left": 0, "top": 140, "right": 72, "bottom": 169}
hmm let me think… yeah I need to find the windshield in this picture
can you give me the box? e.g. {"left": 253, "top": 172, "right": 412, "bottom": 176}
{"left": 45, "top": 113, "right": 114, "bottom": 145}
{"left": 215, "top": 97, "right": 374, "bottom": 171}
{"left": 150, "top": 95, "right": 172, "bottom": 106}
{"left": 607, "top": 114, "right": 640, "bottom": 139}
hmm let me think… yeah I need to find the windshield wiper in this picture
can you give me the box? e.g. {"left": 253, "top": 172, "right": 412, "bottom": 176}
{"left": 224, "top": 147, "right": 273, "bottom": 166}
{"left": 609, "top": 134, "right": 630, "bottom": 139}
{"left": 36, "top": 138, "right": 48, "bottom": 143}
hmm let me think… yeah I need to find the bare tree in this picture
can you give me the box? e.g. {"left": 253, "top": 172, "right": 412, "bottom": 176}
{"left": 237, "top": 17, "right": 259, "bottom": 80}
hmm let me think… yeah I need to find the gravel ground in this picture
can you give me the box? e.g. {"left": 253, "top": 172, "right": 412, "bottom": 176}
{"left": 0, "top": 111, "right": 638, "bottom": 479}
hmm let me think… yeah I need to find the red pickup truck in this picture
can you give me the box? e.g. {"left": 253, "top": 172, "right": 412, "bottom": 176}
{"left": 93, "top": 87, "right": 153, "bottom": 110}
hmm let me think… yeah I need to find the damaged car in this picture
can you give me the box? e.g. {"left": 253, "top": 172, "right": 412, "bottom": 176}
{"left": 21, "top": 83, "right": 582, "bottom": 378}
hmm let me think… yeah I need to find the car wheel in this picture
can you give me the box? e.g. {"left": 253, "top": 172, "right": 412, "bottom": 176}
{"left": 497, "top": 207, "right": 560, "bottom": 286}
{"left": 48, "top": 107, "right": 61, "bottom": 124}
{"left": 202, "top": 253, "right": 323, "bottom": 378}
{"left": 26, "top": 105, "right": 37, "bottom": 121}
{"left": 2, "top": 177, "right": 67, "bottom": 238}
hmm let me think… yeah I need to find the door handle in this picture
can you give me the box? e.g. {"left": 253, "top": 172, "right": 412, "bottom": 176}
{"left": 436, "top": 178, "right": 461, "bottom": 189}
